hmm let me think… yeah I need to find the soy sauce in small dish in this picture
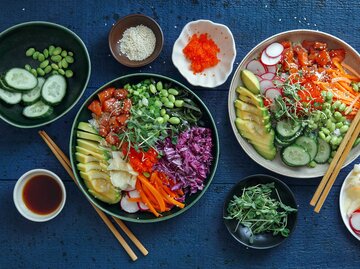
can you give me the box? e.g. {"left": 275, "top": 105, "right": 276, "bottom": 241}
{"left": 22, "top": 175, "right": 63, "bottom": 215}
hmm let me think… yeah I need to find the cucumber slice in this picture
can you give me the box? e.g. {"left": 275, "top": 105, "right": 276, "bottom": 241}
{"left": 295, "top": 136, "right": 318, "bottom": 160}
{"left": 0, "top": 88, "right": 21, "bottom": 105}
{"left": 41, "top": 75, "right": 66, "bottom": 105}
{"left": 22, "top": 100, "right": 53, "bottom": 118}
{"left": 281, "top": 145, "right": 311, "bottom": 166}
{"left": 21, "top": 77, "right": 45, "bottom": 105}
{"left": 4, "top": 68, "right": 38, "bottom": 91}
{"left": 276, "top": 119, "right": 302, "bottom": 139}
{"left": 314, "top": 138, "right": 331, "bottom": 164}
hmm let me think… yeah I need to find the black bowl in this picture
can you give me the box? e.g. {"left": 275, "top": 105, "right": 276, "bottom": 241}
{"left": 223, "top": 174, "right": 298, "bottom": 249}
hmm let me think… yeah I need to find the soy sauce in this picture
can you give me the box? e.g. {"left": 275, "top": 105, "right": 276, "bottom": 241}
{"left": 22, "top": 175, "right": 63, "bottom": 215}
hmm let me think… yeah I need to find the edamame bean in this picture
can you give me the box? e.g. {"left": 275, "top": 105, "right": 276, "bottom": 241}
{"left": 58, "top": 61, "right": 62, "bottom": 68}
{"left": 52, "top": 47, "right": 62, "bottom": 56}
{"left": 353, "top": 137, "right": 360, "bottom": 147}
{"left": 338, "top": 103, "right": 346, "bottom": 112}
{"left": 43, "top": 48, "right": 49, "bottom": 58}
{"left": 337, "top": 136, "right": 343, "bottom": 145}
{"left": 40, "top": 60, "right": 49, "bottom": 69}
{"left": 332, "top": 100, "right": 341, "bottom": 110}
{"left": 61, "top": 50, "right": 67, "bottom": 57}
{"left": 168, "top": 94, "right": 176, "bottom": 103}
{"left": 68, "top": 51, "right": 73, "bottom": 56}
{"left": 319, "top": 131, "right": 326, "bottom": 140}
{"left": 308, "top": 161, "right": 317, "bottom": 168}
{"left": 329, "top": 123, "right": 336, "bottom": 132}
{"left": 38, "top": 53, "right": 45, "bottom": 62}
{"left": 156, "top": 81, "right": 163, "bottom": 91}
{"left": 155, "top": 117, "right": 164, "bottom": 124}
{"left": 164, "top": 101, "right": 174, "bottom": 108}
{"left": 51, "top": 63, "right": 59, "bottom": 70}
{"left": 49, "top": 45, "right": 55, "bottom": 55}
{"left": 160, "top": 108, "right": 166, "bottom": 116}
{"left": 161, "top": 97, "right": 169, "bottom": 103}
{"left": 32, "top": 51, "right": 39, "bottom": 60}
{"left": 331, "top": 151, "right": 336, "bottom": 158}
{"left": 65, "top": 55, "right": 74, "bottom": 64}
{"left": 169, "top": 117, "right": 180, "bottom": 124}
{"left": 51, "top": 55, "right": 62, "bottom": 62}
{"left": 321, "top": 127, "right": 330, "bottom": 135}
{"left": 340, "top": 125, "right": 349, "bottom": 133}
{"left": 325, "top": 135, "right": 331, "bottom": 143}
{"left": 163, "top": 114, "right": 170, "bottom": 122}
{"left": 58, "top": 69, "right": 65, "bottom": 75}
{"left": 149, "top": 84, "right": 157, "bottom": 94}
{"left": 175, "top": 100, "right": 184, "bottom": 107}
{"left": 326, "top": 91, "right": 333, "bottom": 101}
{"left": 154, "top": 100, "right": 162, "bottom": 108}
{"left": 65, "top": 70, "right": 73, "bottom": 78}
{"left": 330, "top": 136, "right": 338, "bottom": 146}
{"left": 322, "top": 102, "right": 331, "bottom": 110}
{"left": 352, "top": 83, "right": 359, "bottom": 92}
{"left": 24, "top": 64, "right": 31, "bottom": 71}
{"left": 61, "top": 58, "right": 68, "bottom": 69}
{"left": 26, "top": 47, "right": 35, "bottom": 57}
{"left": 168, "top": 88, "right": 178, "bottom": 95}
{"left": 36, "top": 68, "right": 45, "bottom": 76}
{"left": 160, "top": 89, "right": 168, "bottom": 97}
{"left": 52, "top": 70, "right": 59, "bottom": 75}
{"left": 44, "top": 65, "right": 52, "bottom": 74}
{"left": 30, "top": 68, "right": 37, "bottom": 77}
{"left": 335, "top": 122, "right": 343, "bottom": 128}
{"left": 334, "top": 111, "right": 342, "bottom": 120}
{"left": 328, "top": 157, "right": 333, "bottom": 164}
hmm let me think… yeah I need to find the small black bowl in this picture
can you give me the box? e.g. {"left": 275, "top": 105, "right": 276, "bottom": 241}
{"left": 223, "top": 174, "right": 298, "bottom": 249}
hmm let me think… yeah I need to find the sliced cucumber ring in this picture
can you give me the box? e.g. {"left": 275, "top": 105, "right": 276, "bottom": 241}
{"left": 41, "top": 75, "right": 67, "bottom": 105}
{"left": 281, "top": 145, "right": 311, "bottom": 166}
{"left": 4, "top": 68, "right": 38, "bottom": 91}
{"left": 22, "top": 77, "right": 45, "bottom": 105}
{"left": 23, "top": 100, "right": 53, "bottom": 118}
{"left": 314, "top": 138, "right": 331, "bottom": 164}
{"left": 295, "top": 136, "right": 318, "bottom": 160}
{"left": 276, "top": 119, "right": 302, "bottom": 139}
{"left": 0, "top": 88, "right": 21, "bottom": 105}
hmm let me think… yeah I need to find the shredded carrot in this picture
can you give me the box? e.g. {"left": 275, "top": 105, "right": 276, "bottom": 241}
{"left": 136, "top": 180, "right": 160, "bottom": 217}
{"left": 138, "top": 174, "right": 166, "bottom": 212}
{"left": 331, "top": 77, "right": 352, "bottom": 84}
{"left": 127, "top": 197, "right": 142, "bottom": 203}
{"left": 341, "top": 63, "right": 360, "bottom": 79}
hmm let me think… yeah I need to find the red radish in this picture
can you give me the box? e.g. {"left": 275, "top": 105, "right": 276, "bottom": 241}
{"left": 246, "top": 60, "right": 267, "bottom": 75}
{"left": 138, "top": 201, "right": 149, "bottom": 211}
{"left": 267, "top": 65, "right": 277, "bottom": 73}
{"left": 265, "top": 42, "right": 284, "bottom": 58}
{"left": 120, "top": 194, "right": 139, "bottom": 213}
{"left": 128, "top": 189, "right": 140, "bottom": 198}
{"left": 265, "top": 88, "right": 282, "bottom": 101}
{"left": 261, "top": 72, "right": 275, "bottom": 80}
{"left": 349, "top": 210, "right": 360, "bottom": 235}
{"left": 260, "top": 80, "right": 275, "bottom": 94}
{"left": 124, "top": 185, "right": 136, "bottom": 192}
{"left": 261, "top": 51, "right": 282, "bottom": 66}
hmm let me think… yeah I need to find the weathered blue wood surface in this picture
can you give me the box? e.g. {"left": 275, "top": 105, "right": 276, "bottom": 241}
{"left": 1, "top": 0, "right": 360, "bottom": 268}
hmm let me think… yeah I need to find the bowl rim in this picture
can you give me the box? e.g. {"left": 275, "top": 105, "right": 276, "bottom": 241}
{"left": 228, "top": 29, "right": 360, "bottom": 178}
{"left": 223, "top": 174, "right": 298, "bottom": 249}
{"left": 172, "top": 19, "right": 236, "bottom": 88}
{"left": 69, "top": 73, "right": 220, "bottom": 223}
{"left": 0, "top": 20, "right": 91, "bottom": 129}
{"left": 108, "top": 14, "right": 164, "bottom": 68}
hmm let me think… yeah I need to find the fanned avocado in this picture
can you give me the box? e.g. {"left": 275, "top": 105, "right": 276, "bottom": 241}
{"left": 234, "top": 100, "right": 269, "bottom": 117}
{"left": 77, "top": 130, "right": 102, "bottom": 142}
{"left": 77, "top": 139, "right": 104, "bottom": 154}
{"left": 78, "top": 122, "right": 98, "bottom": 134}
{"left": 240, "top": 70, "right": 260, "bottom": 94}
{"left": 236, "top": 87, "right": 264, "bottom": 108}
{"left": 80, "top": 170, "right": 110, "bottom": 181}
{"left": 76, "top": 146, "right": 106, "bottom": 161}
{"left": 77, "top": 162, "right": 107, "bottom": 172}
{"left": 83, "top": 177, "right": 121, "bottom": 204}
{"left": 236, "top": 109, "right": 270, "bottom": 126}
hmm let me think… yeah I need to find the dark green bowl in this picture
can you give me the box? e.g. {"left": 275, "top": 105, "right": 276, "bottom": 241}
{"left": 69, "top": 73, "right": 219, "bottom": 223}
{"left": 0, "top": 21, "right": 91, "bottom": 128}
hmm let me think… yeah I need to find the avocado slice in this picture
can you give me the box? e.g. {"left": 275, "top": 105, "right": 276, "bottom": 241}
{"left": 78, "top": 122, "right": 98, "bottom": 134}
{"left": 80, "top": 170, "right": 110, "bottom": 181}
{"left": 241, "top": 70, "right": 260, "bottom": 94}
{"left": 77, "top": 139, "right": 103, "bottom": 154}
{"left": 236, "top": 109, "right": 270, "bottom": 126}
{"left": 77, "top": 130, "right": 102, "bottom": 142}
{"left": 77, "top": 162, "right": 108, "bottom": 172}
{"left": 76, "top": 146, "right": 106, "bottom": 161}
{"left": 236, "top": 87, "right": 264, "bottom": 108}
{"left": 83, "top": 177, "right": 121, "bottom": 204}
{"left": 234, "top": 100, "right": 269, "bottom": 117}
{"left": 76, "top": 152, "right": 104, "bottom": 164}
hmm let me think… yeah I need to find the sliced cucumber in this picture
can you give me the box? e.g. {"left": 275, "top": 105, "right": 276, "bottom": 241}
{"left": 0, "top": 88, "right": 21, "bottom": 105}
{"left": 21, "top": 77, "right": 45, "bottom": 105}
{"left": 281, "top": 145, "right": 311, "bottom": 166}
{"left": 4, "top": 68, "right": 38, "bottom": 91}
{"left": 314, "top": 138, "right": 331, "bottom": 164}
{"left": 0, "top": 77, "right": 16, "bottom": 92}
{"left": 295, "top": 136, "right": 318, "bottom": 160}
{"left": 22, "top": 100, "right": 53, "bottom": 118}
{"left": 276, "top": 119, "right": 302, "bottom": 139}
{"left": 41, "top": 75, "right": 66, "bottom": 105}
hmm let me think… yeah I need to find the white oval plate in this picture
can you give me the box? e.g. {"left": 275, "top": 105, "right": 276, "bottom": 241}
{"left": 339, "top": 167, "right": 360, "bottom": 241}
{"left": 172, "top": 20, "right": 236, "bottom": 88}
{"left": 228, "top": 29, "right": 360, "bottom": 178}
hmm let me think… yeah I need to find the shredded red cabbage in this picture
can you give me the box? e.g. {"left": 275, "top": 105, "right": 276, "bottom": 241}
{"left": 154, "top": 127, "right": 213, "bottom": 194}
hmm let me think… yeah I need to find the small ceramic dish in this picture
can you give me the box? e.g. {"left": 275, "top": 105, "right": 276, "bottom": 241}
{"left": 172, "top": 20, "right": 236, "bottom": 88}
{"left": 339, "top": 165, "right": 360, "bottom": 241}
{"left": 13, "top": 169, "right": 66, "bottom": 222}
{"left": 108, "top": 14, "right": 164, "bottom": 68}
{"left": 223, "top": 174, "right": 298, "bottom": 249}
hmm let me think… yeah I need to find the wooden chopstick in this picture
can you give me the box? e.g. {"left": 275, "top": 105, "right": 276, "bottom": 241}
{"left": 310, "top": 110, "right": 360, "bottom": 212}
{"left": 39, "top": 131, "right": 149, "bottom": 259}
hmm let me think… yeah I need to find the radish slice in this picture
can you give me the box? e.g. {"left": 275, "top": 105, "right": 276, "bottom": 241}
{"left": 349, "top": 211, "right": 360, "bottom": 234}
{"left": 265, "top": 42, "right": 284, "bottom": 58}
{"left": 260, "top": 80, "right": 275, "bottom": 94}
{"left": 261, "top": 72, "right": 275, "bottom": 80}
{"left": 120, "top": 195, "right": 139, "bottom": 213}
{"left": 267, "top": 65, "right": 277, "bottom": 73}
{"left": 128, "top": 190, "right": 140, "bottom": 198}
{"left": 246, "top": 60, "right": 267, "bottom": 75}
{"left": 124, "top": 185, "right": 136, "bottom": 192}
{"left": 138, "top": 202, "right": 149, "bottom": 211}
{"left": 265, "top": 88, "right": 282, "bottom": 101}
{"left": 261, "top": 51, "right": 282, "bottom": 66}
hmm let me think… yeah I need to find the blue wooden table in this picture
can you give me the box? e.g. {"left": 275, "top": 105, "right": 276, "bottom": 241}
{"left": 1, "top": 1, "right": 360, "bottom": 268}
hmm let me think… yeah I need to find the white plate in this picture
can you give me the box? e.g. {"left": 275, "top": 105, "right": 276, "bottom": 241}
{"left": 172, "top": 20, "right": 236, "bottom": 88}
{"left": 228, "top": 29, "right": 360, "bottom": 178}
{"left": 339, "top": 167, "right": 360, "bottom": 240}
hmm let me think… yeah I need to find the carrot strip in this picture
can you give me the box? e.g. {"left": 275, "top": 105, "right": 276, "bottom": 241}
{"left": 127, "top": 197, "right": 142, "bottom": 203}
{"left": 341, "top": 63, "right": 360, "bottom": 79}
{"left": 347, "top": 93, "right": 360, "bottom": 112}
{"left": 136, "top": 180, "right": 160, "bottom": 217}
{"left": 339, "top": 81, "right": 355, "bottom": 94}
{"left": 158, "top": 187, "right": 185, "bottom": 208}
{"left": 333, "top": 60, "right": 345, "bottom": 74}
{"left": 331, "top": 77, "right": 352, "bottom": 84}
{"left": 138, "top": 174, "right": 166, "bottom": 212}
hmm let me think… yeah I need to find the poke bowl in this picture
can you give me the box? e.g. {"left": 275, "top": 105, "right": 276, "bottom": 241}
{"left": 228, "top": 29, "right": 360, "bottom": 178}
{"left": 70, "top": 73, "right": 219, "bottom": 223}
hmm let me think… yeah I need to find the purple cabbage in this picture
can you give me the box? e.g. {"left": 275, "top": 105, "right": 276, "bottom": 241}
{"left": 154, "top": 127, "right": 213, "bottom": 194}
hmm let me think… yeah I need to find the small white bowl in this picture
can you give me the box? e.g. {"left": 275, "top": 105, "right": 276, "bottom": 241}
{"left": 172, "top": 20, "right": 236, "bottom": 88}
{"left": 13, "top": 169, "right": 66, "bottom": 222}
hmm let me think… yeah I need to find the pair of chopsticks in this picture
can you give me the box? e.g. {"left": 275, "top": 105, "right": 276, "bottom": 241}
{"left": 310, "top": 110, "right": 360, "bottom": 213}
{"left": 38, "top": 131, "right": 148, "bottom": 261}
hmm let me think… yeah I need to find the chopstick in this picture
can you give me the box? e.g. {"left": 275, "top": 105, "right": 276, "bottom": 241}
{"left": 38, "top": 131, "right": 149, "bottom": 260}
{"left": 310, "top": 110, "right": 360, "bottom": 212}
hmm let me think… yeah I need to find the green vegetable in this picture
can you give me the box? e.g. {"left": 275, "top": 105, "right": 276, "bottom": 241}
{"left": 40, "top": 60, "right": 49, "bottom": 69}
{"left": 52, "top": 47, "right": 62, "bottom": 56}
{"left": 38, "top": 53, "right": 45, "bottom": 62}
{"left": 26, "top": 48, "right": 35, "bottom": 57}
{"left": 224, "top": 183, "right": 297, "bottom": 243}
{"left": 32, "top": 51, "right": 39, "bottom": 60}
{"left": 169, "top": 117, "right": 180, "bottom": 125}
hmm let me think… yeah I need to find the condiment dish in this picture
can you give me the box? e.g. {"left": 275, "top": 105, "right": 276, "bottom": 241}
{"left": 108, "top": 14, "right": 164, "bottom": 68}
{"left": 13, "top": 169, "right": 66, "bottom": 222}
{"left": 172, "top": 19, "right": 236, "bottom": 88}
{"left": 223, "top": 174, "right": 298, "bottom": 249}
